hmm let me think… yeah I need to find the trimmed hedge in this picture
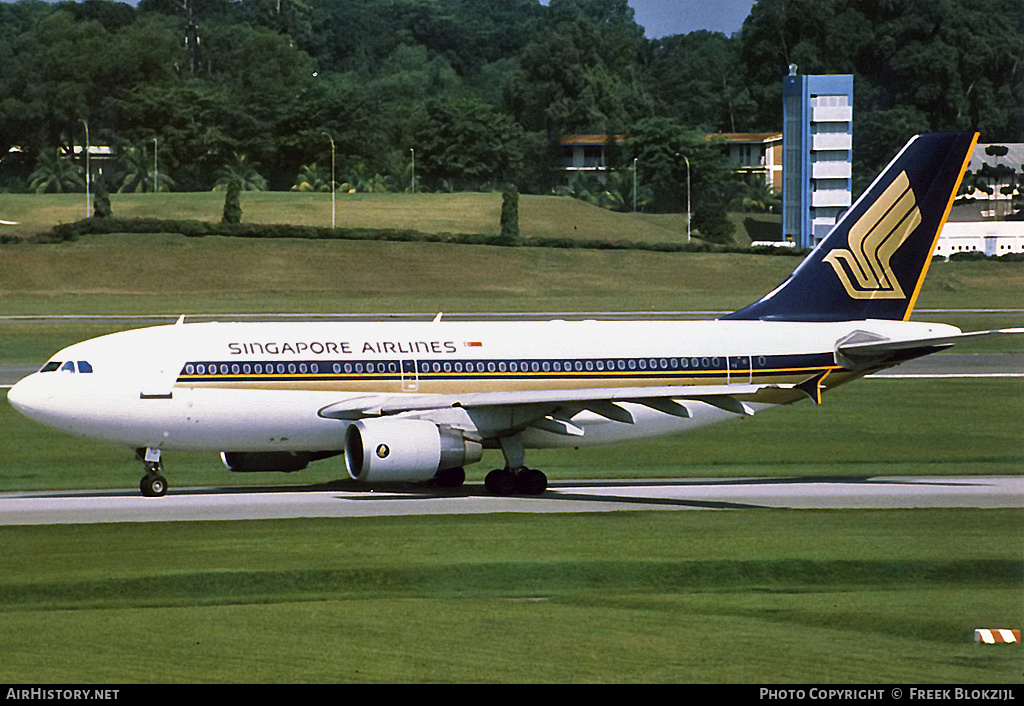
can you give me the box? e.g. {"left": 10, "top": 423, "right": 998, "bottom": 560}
{"left": 15, "top": 218, "right": 1024, "bottom": 261}
{"left": 29, "top": 217, "right": 814, "bottom": 257}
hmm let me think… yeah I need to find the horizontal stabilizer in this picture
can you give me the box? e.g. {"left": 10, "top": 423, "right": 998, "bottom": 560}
{"left": 838, "top": 328, "right": 1024, "bottom": 360}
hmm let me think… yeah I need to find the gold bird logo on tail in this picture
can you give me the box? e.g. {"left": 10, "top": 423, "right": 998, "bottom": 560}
{"left": 823, "top": 171, "right": 921, "bottom": 299}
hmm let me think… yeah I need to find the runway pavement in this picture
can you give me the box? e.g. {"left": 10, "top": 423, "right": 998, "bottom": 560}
{"left": 0, "top": 476, "right": 1020, "bottom": 525}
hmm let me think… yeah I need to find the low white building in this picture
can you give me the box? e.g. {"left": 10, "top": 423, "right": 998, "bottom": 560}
{"left": 934, "top": 221, "right": 1024, "bottom": 257}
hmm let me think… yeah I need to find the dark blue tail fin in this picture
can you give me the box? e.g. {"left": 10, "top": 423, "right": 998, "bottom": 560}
{"left": 724, "top": 132, "right": 978, "bottom": 322}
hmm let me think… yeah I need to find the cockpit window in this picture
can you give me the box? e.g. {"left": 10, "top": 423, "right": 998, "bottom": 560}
{"left": 41, "top": 360, "right": 93, "bottom": 373}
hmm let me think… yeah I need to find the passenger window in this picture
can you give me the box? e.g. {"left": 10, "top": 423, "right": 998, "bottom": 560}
{"left": 40, "top": 362, "right": 62, "bottom": 372}
{"left": 60, "top": 361, "right": 76, "bottom": 373}
{"left": 77, "top": 361, "right": 93, "bottom": 373}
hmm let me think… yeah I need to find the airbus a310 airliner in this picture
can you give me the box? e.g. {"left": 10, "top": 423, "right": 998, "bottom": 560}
{"left": 8, "top": 132, "right": 1020, "bottom": 497}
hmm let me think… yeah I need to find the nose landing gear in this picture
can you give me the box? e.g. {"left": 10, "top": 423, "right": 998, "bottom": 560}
{"left": 136, "top": 447, "right": 168, "bottom": 497}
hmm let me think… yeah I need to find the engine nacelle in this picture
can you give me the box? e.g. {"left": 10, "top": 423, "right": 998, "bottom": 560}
{"left": 220, "top": 451, "right": 312, "bottom": 473}
{"left": 344, "top": 418, "right": 482, "bottom": 483}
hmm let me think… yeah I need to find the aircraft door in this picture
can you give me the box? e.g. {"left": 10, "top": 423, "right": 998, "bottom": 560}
{"left": 401, "top": 360, "right": 419, "bottom": 391}
{"left": 728, "top": 355, "right": 752, "bottom": 385}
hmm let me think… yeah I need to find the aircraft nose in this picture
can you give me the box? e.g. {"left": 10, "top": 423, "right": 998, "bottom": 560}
{"left": 7, "top": 373, "right": 55, "bottom": 422}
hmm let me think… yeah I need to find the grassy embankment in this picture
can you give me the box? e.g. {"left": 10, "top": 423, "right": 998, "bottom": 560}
{"left": 0, "top": 190, "right": 702, "bottom": 242}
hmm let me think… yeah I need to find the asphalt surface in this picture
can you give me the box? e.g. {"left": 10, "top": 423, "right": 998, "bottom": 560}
{"left": 0, "top": 476, "right": 1020, "bottom": 525}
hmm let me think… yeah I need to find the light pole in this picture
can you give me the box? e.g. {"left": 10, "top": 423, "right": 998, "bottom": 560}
{"left": 677, "top": 153, "right": 691, "bottom": 243}
{"left": 685, "top": 155, "right": 691, "bottom": 243}
{"left": 323, "top": 132, "right": 335, "bottom": 228}
{"left": 81, "top": 119, "right": 90, "bottom": 218}
{"left": 410, "top": 148, "right": 415, "bottom": 194}
{"left": 153, "top": 137, "right": 158, "bottom": 194}
{"left": 632, "top": 157, "right": 638, "bottom": 213}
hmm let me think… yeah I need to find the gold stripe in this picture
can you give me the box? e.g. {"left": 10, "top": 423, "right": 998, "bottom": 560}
{"left": 177, "top": 367, "right": 844, "bottom": 394}
{"left": 903, "top": 132, "right": 980, "bottom": 319}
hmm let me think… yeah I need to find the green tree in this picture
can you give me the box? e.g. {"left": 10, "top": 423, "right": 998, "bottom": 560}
{"left": 627, "top": 118, "right": 739, "bottom": 243}
{"left": 222, "top": 180, "right": 241, "bottom": 224}
{"left": 116, "top": 141, "right": 173, "bottom": 193}
{"left": 648, "top": 31, "right": 758, "bottom": 133}
{"left": 341, "top": 163, "right": 391, "bottom": 193}
{"left": 291, "top": 163, "right": 331, "bottom": 192}
{"left": 214, "top": 153, "right": 268, "bottom": 192}
{"left": 414, "top": 99, "right": 532, "bottom": 191}
{"left": 741, "top": 0, "right": 1024, "bottom": 176}
{"left": 111, "top": 82, "right": 246, "bottom": 192}
{"left": 499, "top": 184, "right": 521, "bottom": 244}
{"left": 27, "top": 148, "right": 84, "bottom": 193}
{"left": 511, "top": 0, "right": 653, "bottom": 136}
{"left": 93, "top": 174, "right": 112, "bottom": 218}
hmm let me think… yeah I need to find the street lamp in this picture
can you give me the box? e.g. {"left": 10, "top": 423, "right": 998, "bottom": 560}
{"left": 685, "top": 155, "right": 691, "bottom": 243}
{"left": 323, "top": 132, "right": 335, "bottom": 228}
{"left": 410, "top": 148, "right": 415, "bottom": 194}
{"left": 81, "top": 119, "right": 90, "bottom": 218}
{"left": 153, "top": 137, "right": 158, "bottom": 194}
{"left": 677, "top": 153, "right": 691, "bottom": 243}
{"left": 632, "top": 157, "right": 638, "bottom": 213}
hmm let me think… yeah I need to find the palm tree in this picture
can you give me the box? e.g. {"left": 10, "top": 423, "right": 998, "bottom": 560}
{"left": 731, "top": 178, "right": 780, "bottom": 214}
{"left": 116, "top": 141, "right": 174, "bottom": 193}
{"left": 291, "top": 162, "right": 331, "bottom": 192}
{"left": 342, "top": 163, "right": 391, "bottom": 193}
{"left": 28, "top": 149, "right": 85, "bottom": 194}
{"left": 213, "top": 153, "right": 267, "bottom": 191}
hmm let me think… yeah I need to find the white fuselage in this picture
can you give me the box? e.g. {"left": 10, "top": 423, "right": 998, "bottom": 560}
{"left": 7, "top": 317, "right": 960, "bottom": 455}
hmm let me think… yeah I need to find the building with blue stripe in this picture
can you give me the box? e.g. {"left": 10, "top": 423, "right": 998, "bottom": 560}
{"left": 782, "top": 70, "right": 854, "bottom": 248}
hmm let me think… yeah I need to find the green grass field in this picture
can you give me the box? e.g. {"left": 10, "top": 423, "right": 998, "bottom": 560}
{"left": 0, "top": 192, "right": 1020, "bottom": 684}
{"left": 1, "top": 232, "right": 1022, "bottom": 322}
{"left": 0, "top": 510, "right": 1020, "bottom": 683}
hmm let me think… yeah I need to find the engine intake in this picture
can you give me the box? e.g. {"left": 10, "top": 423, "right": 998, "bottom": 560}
{"left": 344, "top": 418, "right": 482, "bottom": 483}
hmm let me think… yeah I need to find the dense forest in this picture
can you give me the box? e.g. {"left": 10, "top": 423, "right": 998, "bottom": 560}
{"left": 1, "top": 0, "right": 1021, "bottom": 238}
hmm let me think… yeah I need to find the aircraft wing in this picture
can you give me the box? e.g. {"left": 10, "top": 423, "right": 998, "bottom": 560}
{"left": 317, "top": 382, "right": 796, "bottom": 424}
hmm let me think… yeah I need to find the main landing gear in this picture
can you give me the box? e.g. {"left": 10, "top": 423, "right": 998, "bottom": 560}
{"left": 136, "top": 447, "right": 168, "bottom": 497}
{"left": 484, "top": 467, "right": 547, "bottom": 496}
{"left": 484, "top": 436, "right": 548, "bottom": 496}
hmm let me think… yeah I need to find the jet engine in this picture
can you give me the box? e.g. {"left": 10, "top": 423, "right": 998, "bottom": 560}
{"left": 344, "top": 418, "right": 482, "bottom": 483}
